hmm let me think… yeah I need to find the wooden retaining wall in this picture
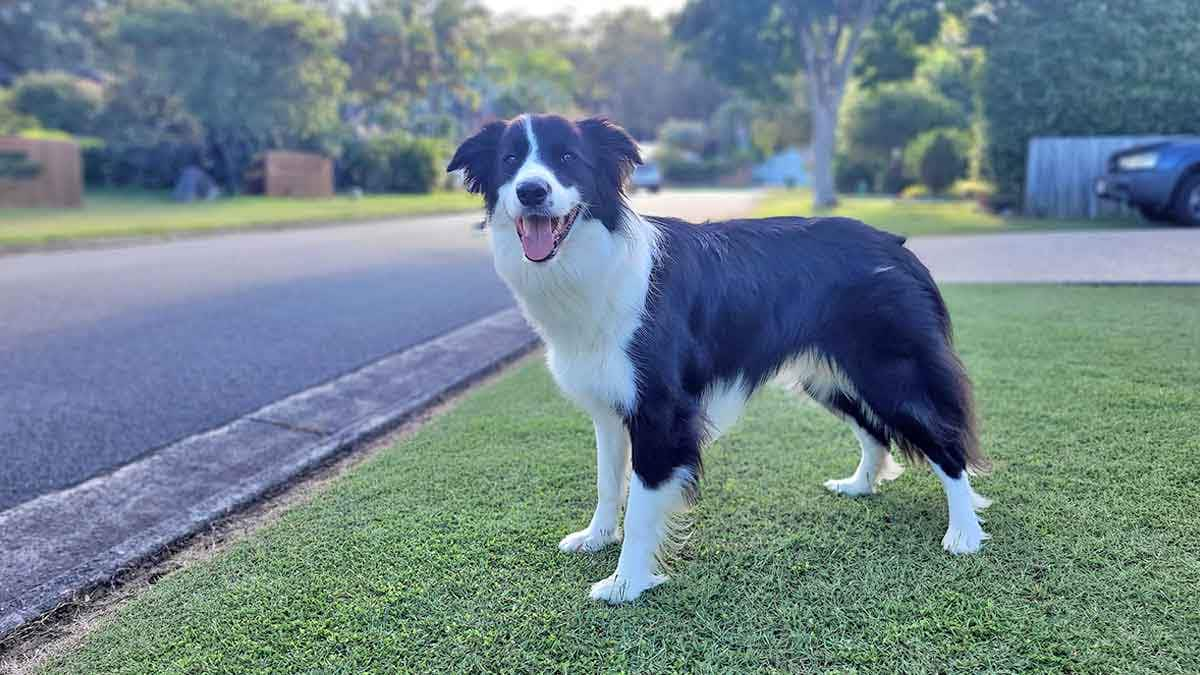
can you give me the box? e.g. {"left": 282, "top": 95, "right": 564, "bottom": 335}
{"left": 1024, "top": 136, "right": 1197, "bottom": 219}
{"left": 0, "top": 137, "right": 83, "bottom": 208}
{"left": 263, "top": 151, "right": 332, "bottom": 198}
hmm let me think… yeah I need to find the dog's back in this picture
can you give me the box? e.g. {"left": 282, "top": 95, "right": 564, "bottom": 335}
{"left": 630, "top": 214, "right": 986, "bottom": 476}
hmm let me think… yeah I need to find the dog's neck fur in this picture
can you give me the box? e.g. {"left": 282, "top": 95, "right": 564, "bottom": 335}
{"left": 488, "top": 205, "right": 657, "bottom": 414}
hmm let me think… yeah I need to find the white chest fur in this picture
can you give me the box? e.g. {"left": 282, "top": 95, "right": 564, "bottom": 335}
{"left": 489, "top": 210, "right": 656, "bottom": 418}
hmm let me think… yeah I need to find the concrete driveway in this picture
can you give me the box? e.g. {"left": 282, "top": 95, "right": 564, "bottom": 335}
{"left": 909, "top": 227, "right": 1200, "bottom": 283}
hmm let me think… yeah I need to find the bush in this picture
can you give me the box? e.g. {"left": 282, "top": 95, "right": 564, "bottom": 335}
{"left": 0, "top": 89, "right": 40, "bottom": 135}
{"left": 658, "top": 119, "right": 708, "bottom": 154}
{"left": 948, "top": 178, "right": 995, "bottom": 202}
{"left": 904, "top": 128, "right": 969, "bottom": 194}
{"left": 899, "top": 184, "right": 930, "bottom": 200}
{"left": 658, "top": 147, "right": 723, "bottom": 184}
{"left": 10, "top": 71, "right": 101, "bottom": 135}
{"left": 84, "top": 79, "right": 206, "bottom": 189}
{"left": 980, "top": 0, "right": 1200, "bottom": 199}
{"left": 843, "top": 81, "right": 966, "bottom": 171}
{"left": 339, "top": 134, "right": 443, "bottom": 194}
{"left": 834, "top": 152, "right": 875, "bottom": 193}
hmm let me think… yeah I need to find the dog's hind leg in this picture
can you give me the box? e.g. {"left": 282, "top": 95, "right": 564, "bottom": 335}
{"left": 560, "top": 408, "right": 629, "bottom": 553}
{"left": 930, "top": 461, "right": 991, "bottom": 554}
{"left": 824, "top": 418, "right": 904, "bottom": 497}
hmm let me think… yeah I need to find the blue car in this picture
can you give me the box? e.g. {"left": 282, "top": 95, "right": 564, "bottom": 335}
{"left": 1095, "top": 140, "right": 1200, "bottom": 227}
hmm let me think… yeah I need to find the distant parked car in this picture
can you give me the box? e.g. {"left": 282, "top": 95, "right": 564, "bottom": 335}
{"left": 1095, "top": 140, "right": 1200, "bottom": 226}
{"left": 630, "top": 161, "right": 662, "bottom": 193}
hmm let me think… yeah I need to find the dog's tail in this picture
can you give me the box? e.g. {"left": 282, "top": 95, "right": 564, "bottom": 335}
{"left": 892, "top": 252, "right": 990, "bottom": 476}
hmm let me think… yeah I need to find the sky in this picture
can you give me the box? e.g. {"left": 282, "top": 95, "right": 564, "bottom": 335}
{"left": 482, "top": 0, "right": 686, "bottom": 21}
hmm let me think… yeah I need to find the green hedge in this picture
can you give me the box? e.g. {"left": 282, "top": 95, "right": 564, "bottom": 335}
{"left": 338, "top": 134, "right": 444, "bottom": 194}
{"left": 9, "top": 71, "right": 102, "bottom": 135}
{"left": 980, "top": 0, "right": 1200, "bottom": 200}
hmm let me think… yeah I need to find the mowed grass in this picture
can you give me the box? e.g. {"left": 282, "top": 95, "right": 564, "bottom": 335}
{"left": 753, "top": 190, "right": 1137, "bottom": 237}
{"left": 44, "top": 286, "right": 1200, "bottom": 673}
{"left": 0, "top": 189, "right": 479, "bottom": 247}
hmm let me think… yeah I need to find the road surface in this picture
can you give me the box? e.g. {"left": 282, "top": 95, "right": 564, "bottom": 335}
{"left": 0, "top": 190, "right": 762, "bottom": 510}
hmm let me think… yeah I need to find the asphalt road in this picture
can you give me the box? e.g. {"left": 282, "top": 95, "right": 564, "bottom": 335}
{"left": 0, "top": 190, "right": 762, "bottom": 511}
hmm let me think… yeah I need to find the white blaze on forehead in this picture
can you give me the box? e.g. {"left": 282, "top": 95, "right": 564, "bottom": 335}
{"left": 522, "top": 113, "right": 539, "bottom": 161}
{"left": 496, "top": 114, "right": 581, "bottom": 220}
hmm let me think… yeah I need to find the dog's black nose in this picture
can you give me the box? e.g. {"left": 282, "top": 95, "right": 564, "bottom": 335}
{"left": 516, "top": 179, "right": 550, "bottom": 207}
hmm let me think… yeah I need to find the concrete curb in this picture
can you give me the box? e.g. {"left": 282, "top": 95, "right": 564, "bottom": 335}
{"left": 0, "top": 308, "right": 537, "bottom": 640}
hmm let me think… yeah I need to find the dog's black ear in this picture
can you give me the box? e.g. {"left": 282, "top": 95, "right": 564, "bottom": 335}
{"left": 447, "top": 120, "right": 506, "bottom": 195}
{"left": 578, "top": 117, "right": 642, "bottom": 189}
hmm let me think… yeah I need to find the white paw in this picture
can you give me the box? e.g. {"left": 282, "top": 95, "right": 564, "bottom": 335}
{"left": 823, "top": 477, "right": 874, "bottom": 497}
{"left": 877, "top": 453, "right": 905, "bottom": 482}
{"left": 942, "top": 523, "right": 991, "bottom": 554}
{"left": 588, "top": 572, "right": 667, "bottom": 604}
{"left": 558, "top": 527, "right": 621, "bottom": 553}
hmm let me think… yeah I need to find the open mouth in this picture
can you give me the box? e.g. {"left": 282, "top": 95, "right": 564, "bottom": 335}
{"left": 514, "top": 205, "right": 582, "bottom": 262}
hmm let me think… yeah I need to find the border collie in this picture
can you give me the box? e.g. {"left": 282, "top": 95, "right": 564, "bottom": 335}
{"left": 449, "top": 114, "right": 991, "bottom": 604}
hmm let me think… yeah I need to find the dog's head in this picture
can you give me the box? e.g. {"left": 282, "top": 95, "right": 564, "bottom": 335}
{"left": 448, "top": 114, "right": 641, "bottom": 263}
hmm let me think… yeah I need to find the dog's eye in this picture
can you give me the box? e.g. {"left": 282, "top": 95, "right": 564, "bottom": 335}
{"left": 503, "top": 154, "right": 518, "bottom": 164}
{"left": 561, "top": 151, "right": 576, "bottom": 163}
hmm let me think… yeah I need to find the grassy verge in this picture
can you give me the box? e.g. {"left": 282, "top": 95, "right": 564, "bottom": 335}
{"left": 41, "top": 286, "right": 1200, "bottom": 673}
{"left": 753, "top": 190, "right": 1137, "bottom": 237}
{"left": 0, "top": 189, "right": 479, "bottom": 247}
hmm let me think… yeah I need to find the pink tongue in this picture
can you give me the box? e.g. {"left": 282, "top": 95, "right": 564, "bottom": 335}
{"left": 519, "top": 216, "right": 556, "bottom": 261}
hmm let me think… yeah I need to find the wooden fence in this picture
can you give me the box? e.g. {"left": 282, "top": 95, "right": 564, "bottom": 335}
{"left": 1024, "top": 136, "right": 1198, "bottom": 219}
{"left": 0, "top": 137, "right": 83, "bottom": 208}
{"left": 263, "top": 151, "right": 332, "bottom": 198}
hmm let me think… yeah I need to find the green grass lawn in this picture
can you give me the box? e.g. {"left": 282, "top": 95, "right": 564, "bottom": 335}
{"left": 42, "top": 286, "right": 1199, "bottom": 673}
{"left": 753, "top": 190, "right": 1137, "bottom": 237}
{"left": 0, "top": 189, "right": 479, "bottom": 247}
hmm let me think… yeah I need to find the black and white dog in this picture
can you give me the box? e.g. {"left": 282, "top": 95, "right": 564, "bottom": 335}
{"left": 449, "top": 114, "right": 991, "bottom": 604}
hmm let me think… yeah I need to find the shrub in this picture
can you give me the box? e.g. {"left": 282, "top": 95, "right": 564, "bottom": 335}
{"left": 10, "top": 71, "right": 101, "bottom": 135}
{"left": 658, "top": 147, "right": 723, "bottom": 184}
{"left": 339, "top": 134, "right": 443, "bottom": 194}
{"left": 84, "top": 80, "right": 206, "bottom": 189}
{"left": 880, "top": 150, "right": 914, "bottom": 195}
{"left": 843, "top": 81, "right": 966, "bottom": 171}
{"left": 899, "top": 183, "right": 930, "bottom": 200}
{"left": 658, "top": 119, "right": 708, "bottom": 154}
{"left": 834, "top": 152, "right": 875, "bottom": 193}
{"left": 904, "top": 128, "right": 969, "bottom": 194}
{"left": 948, "top": 178, "right": 995, "bottom": 202}
{"left": 0, "top": 89, "right": 40, "bottom": 135}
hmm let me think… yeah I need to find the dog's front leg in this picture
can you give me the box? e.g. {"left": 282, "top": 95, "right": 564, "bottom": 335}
{"left": 559, "top": 409, "right": 629, "bottom": 553}
{"left": 589, "top": 402, "right": 698, "bottom": 604}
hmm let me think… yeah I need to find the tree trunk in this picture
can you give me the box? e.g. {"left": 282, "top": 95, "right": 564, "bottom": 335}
{"left": 809, "top": 97, "right": 839, "bottom": 209}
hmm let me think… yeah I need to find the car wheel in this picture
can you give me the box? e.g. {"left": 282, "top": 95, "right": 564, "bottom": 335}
{"left": 1138, "top": 205, "right": 1172, "bottom": 223}
{"left": 1172, "top": 174, "right": 1200, "bottom": 227}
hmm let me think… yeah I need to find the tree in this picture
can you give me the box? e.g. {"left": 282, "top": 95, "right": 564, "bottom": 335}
{"left": 112, "top": 0, "right": 346, "bottom": 191}
{"left": 575, "top": 9, "right": 726, "bottom": 141}
{"left": 675, "top": 0, "right": 885, "bottom": 207}
{"left": 0, "top": 0, "right": 114, "bottom": 82}
{"left": 853, "top": 0, "right": 943, "bottom": 87}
